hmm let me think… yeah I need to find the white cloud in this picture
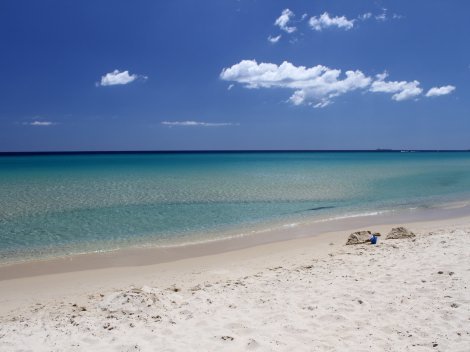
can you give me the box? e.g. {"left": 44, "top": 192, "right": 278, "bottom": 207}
{"left": 375, "top": 8, "right": 387, "bottom": 21}
{"left": 309, "top": 12, "right": 355, "bottom": 31}
{"left": 425, "top": 85, "right": 456, "bottom": 97}
{"left": 313, "top": 100, "right": 331, "bottom": 109}
{"left": 98, "top": 69, "right": 146, "bottom": 86}
{"left": 221, "top": 60, "right": 455, "bottom": 107}
{"left": 24, "top": 121, "right": 55, "bottom": 126}
{"left": 358, "top": 12, "right": 372, "bottom": 21}
{"left": 267, "top": 34, "right": 282, "bottom": 43}
{"left": 369, "top": 73, "right": 423, "bottom": 101}
{"left": 358, "top": 9, "right": 402, "bottom": 22}
{"left": 274, "top": 9, "right": 296, "bottom": 33}
{"left": 161, "top": 121, "right": 238, "bottom": 127}
{"left": 220, "top": 60, "right": 370, "bottom": 107}
{"left": 227, "top": 84, "right": 234, "bottom": 90}
{"left": 375, "top": 71, "right": 388, "bottom": 81}
{"left": 356, "top": 10, "right": 403, "bottom": 23}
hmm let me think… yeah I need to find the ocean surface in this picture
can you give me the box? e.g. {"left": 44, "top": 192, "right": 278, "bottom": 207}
{"left": 1, "top": 151, "right": 470, "bottom": 264}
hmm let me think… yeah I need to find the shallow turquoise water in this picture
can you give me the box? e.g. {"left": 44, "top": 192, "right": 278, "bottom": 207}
{"left": 1, "top": 152, "right": 470, "bottom": 263}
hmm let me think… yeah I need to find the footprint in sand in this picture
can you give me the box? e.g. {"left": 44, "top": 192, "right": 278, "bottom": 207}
{"left": 247, "top": 338, "right": 260, "bottom": 349}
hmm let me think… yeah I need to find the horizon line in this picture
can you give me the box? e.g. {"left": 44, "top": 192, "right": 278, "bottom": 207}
{"left": 1, "top": 149, "right": 470, "bottom": 156}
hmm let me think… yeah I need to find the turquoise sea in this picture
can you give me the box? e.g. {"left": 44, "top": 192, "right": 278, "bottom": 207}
{"left": 1, "top": 151, "right": 470, "bottom": 264}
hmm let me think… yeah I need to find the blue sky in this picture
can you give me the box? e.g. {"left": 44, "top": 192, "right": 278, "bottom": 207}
{"left": 0, "top": 0, "right": 469, "bottom": 151}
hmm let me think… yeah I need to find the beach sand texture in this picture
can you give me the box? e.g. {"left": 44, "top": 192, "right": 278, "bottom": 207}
{"left": 0, "top": 224, "right": 469, "bottom": 351}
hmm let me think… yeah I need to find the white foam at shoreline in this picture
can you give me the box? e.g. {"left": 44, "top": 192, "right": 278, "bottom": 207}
{"left": 312, "top": 210, "right": 391, "bottom": 222}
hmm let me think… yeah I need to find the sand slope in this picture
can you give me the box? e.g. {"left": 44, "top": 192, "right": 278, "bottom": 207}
{"left": 0, "top": 228, "right": 469, "bottom": 351}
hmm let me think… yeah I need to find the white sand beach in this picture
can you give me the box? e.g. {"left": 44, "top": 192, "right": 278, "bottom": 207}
{"left": 0, "top": 216, "right": 469, "bottom": 351}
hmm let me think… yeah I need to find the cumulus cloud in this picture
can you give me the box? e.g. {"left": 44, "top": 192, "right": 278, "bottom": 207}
{"left": 220, "top": 60, "right": 455, "bottom": 107}
{"left": 275, "top": 9, "right": 296, "bottom": 33}
{"left": 267, "top": 34, "right": 282, "bottom": 43}
{"left": 309, "top": 12, "right": 355, "bottom": 31}
{"left": 220, "top": 60, "right": 370, "bottom": 107}
{"left": 161, "top": 121, "right": 238, "bottom": 127}
{"left": 369, "top": 72, "right": 423, "bottom": 101}
{"left": 97, "top": 69, "right": 146, "bottom": 86}
{"left": 23, "top": 121, "right": 56, "bottom": 126}
{"left": 425, "top": 85, "right": 456, "bottom": 97}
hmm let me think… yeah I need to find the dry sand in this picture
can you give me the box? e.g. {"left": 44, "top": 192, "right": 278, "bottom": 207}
{"left": 0, "top": 217, "right": 469, "bottom": 351}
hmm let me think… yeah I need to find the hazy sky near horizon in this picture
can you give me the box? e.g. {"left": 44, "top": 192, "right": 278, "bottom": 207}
{"left": 0, "top": 0, "right": 469, "bottom": 151}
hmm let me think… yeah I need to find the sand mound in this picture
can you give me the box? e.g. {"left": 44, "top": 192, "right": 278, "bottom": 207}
{"left": 386, "top": 226, "right": 415, "bottom": 239}
{"left": 346, "top": 230, "right": 378, "bottom": 245}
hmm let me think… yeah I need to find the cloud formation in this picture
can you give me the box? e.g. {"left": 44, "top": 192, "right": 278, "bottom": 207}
{"left": 161, "top": 121, "right": 238, "bottom": 127}
{"left": 273, "top": 8, "right": 402, "bottom": 38}
{"left": 274, "top": 9, "right": 296, "bottom": 33}
{"left": 220, "top": 60, "right": 370, "bottom": 107}
{"left": 220, "top": 60, "right": 455, "bottom": 107}
{"left": 309, "top": 12, "right": 355, "bottom": 31}
{"left": 358, "top": 13, "right": 372, "bottom": 20}
{"left": 375, "top": 9, "right": 387, "bottom": 22}
{"left": 371, "top": 8, "right": 403, "bottom": 22}
{"left": 267, "top": 35, "right": 282, "bottom": 43}
{"left": 23, "top": 121, "right": 55, "bottom": 126}
{"left": 425, "top": 85, "right": 456, "bottom": 97}
{"left": 369, "top": 72, "right": 423, "bottom": 101}
{"left": 98, "top": 70, "right": 146, "bottom": 86}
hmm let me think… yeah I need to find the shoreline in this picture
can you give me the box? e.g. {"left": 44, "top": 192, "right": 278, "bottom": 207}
{"left": 1, "top": 214, "right": 469, "bottom": 350}
{"left": 1, "top": 209, "right": 470, "bottom": 313}
{"left": 1, "top": 201, "right": 470, "bottom": 281}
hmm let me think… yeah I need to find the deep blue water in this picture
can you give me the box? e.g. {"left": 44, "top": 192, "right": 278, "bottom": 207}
{"left": 1, "top": 151, "right": 470, "bottom": 263}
